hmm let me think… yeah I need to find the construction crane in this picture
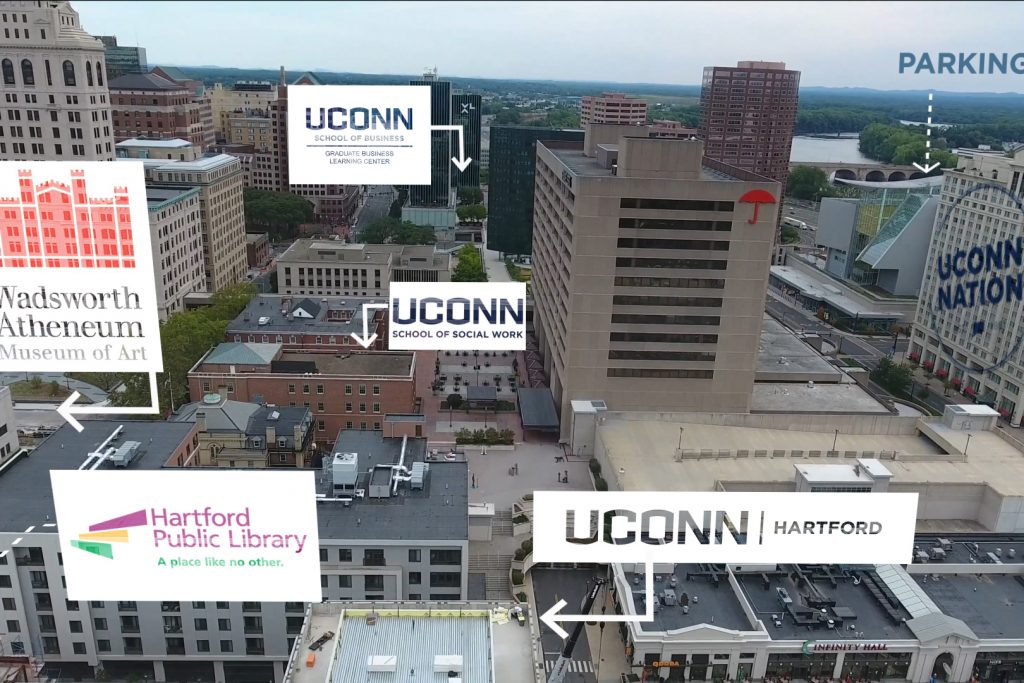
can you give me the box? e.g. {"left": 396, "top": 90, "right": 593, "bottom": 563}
{"left": 547, "top": 578, "right": 606, "bottom": 683}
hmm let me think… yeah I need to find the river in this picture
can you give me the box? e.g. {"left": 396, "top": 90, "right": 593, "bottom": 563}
{"left": 790, "top": 135, "right": 879, "bottom": 165}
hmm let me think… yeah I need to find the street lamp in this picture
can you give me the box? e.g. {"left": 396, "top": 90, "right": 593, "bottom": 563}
{"left": 832, "top": 429, "right": 839, "bottom": 452}
{"left": 965, "top": 433, "right": 972, "bottom": 455}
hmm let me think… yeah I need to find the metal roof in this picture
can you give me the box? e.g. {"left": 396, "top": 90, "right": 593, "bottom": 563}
{"left": 204, "top": 342, "right": 281, "bottom": 365}
{"left": 331, "top": 612, "right": 492, "bottom": 683}
{"left": 906, "top": 612, "right": 978, "bottom": 643}
{"left": 874, "top": 564, "right": 942, "bottom": 618}
{"left": 517, "top": 388, "right": 559, "bottom": 430}
{"left": 108, "top": 72, "right": 184, "bottom": 91}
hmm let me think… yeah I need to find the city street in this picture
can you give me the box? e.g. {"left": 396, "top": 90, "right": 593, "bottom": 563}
{"left": 351, "top": 185, "right": 395, "bottom": 233}
{"left": 532, "top": 568, "right": 602, "bottom": 683}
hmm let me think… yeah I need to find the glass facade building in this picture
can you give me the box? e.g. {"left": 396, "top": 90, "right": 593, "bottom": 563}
{"left": 485, "top": 126, "right": 583, "bottom": 255}
{"left": 451, "top": 93, "right": 482, "bottom": 189}
{"left": 409, "top": 76, "right": 451, "bottom": 207}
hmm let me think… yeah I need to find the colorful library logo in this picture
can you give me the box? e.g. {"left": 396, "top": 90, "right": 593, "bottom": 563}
{"left": 0, "top": 169, "right": 136, "bottom": 269}
{"left": 71, "top": 509, "right": 148, "bottom": 559}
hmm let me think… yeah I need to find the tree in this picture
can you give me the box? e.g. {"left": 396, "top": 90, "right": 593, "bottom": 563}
{"left": 243, "top": 189, "right": 315, "bottom": 240}
{"left": 389, "top": 188, "right": 408, "bottom": 219}
{"left": 781, "top": 225, "right": 801, "bottom": 244}
{"left": 493, "top": 107, "right": 521, "bottom": 125}
{"left": 452, "top": 245, "right": 488, "bottom": 282}
{"left": 456, "top": 204, "right": 487, "bottom": 223}
{"left": 48, "top": 380, "right": 61, "bottom": 397}
{"left": 447, "top": 393, "right": 463, "bottom": 411}
{"left": 359, "top": 216, "right": 436, "bottom": 245}
{"left": 869, "top": 357, "right": 913, "bottom": 396}
{"left": 786, "top": 165, "right": 830, "bottom": 201}
{"left": 457, "top": 187, "right": 484, "bottom": 205}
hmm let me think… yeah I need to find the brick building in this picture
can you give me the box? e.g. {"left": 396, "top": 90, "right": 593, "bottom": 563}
{"left": 108, "top": 72, "right": 209, "bottom": 148}
{"left": 225, "top": 295, "right": 387, "bottom": 352}
{"left": 187, "top": 342, "right": 417, "bottom": 443}
{"left": 579, "top": 92, "right": 648, "bottom": 126}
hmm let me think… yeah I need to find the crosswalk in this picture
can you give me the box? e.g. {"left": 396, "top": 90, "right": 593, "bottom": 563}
{"left": 545, "top": 659, "right": 595, "bottom": 673}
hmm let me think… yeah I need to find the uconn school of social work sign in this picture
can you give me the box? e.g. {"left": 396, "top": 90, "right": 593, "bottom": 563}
{"left": 388, "top": 282, "right": 527, "bottom": 351}
{"left": 287, "top": 85, "right": 432, "bottom": 185}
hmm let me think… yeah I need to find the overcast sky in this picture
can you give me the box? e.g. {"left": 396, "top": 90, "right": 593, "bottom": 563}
{"left": 75, "top": 1, "right": 1024, "bottom": 92}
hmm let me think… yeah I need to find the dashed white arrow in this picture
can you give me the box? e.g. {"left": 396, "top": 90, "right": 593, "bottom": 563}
{"left": 349, "top": 302, "right": 389, "bottom": 349}
{"left": 430, "top": 124, "right": 473, "bottom": 171}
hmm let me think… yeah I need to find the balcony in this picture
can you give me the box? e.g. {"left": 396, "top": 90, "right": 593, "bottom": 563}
{"left": 362, "top": 558, "right": 385, "bottom": 567}
{"left": 166, "top": 645, "right": 186, "bottom": 655}
{"left": 124, "top": 646, "right": 143, "bottom": 655}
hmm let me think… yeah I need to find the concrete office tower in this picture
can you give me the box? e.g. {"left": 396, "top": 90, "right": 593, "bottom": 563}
{"left": 409, "top": 68, "right": 452, "bottom": 207}
{"left": 145, "top": 185, "right": 205, "bottom": 319}
{"left": 96, "top": 35, "right": 146, "bottom": 80}
{"left": 699, "top": 61, "right": 800, "bottom": 184}
{"left": 451, "top": 92, "right": 481, "bottom": 189}
{"left": 143, "top": 155, "right": 247, "bottom": 292}
{"left": 486, "top": 126, "right": 584, "bottom": 255}
{"left": 910, "top": 146, "right": 1024, "bottom": 426}
{"left": 109, "top": 73, "right": 210, "bottom": 148}
{"left": 579, "top": 92, "right": 648, "bottom": 126}
{"left": 0, "top": 1, "right": 114, "bottom": 160}
{"left": 532, "top": 124, "right": 781, "bottom": 437}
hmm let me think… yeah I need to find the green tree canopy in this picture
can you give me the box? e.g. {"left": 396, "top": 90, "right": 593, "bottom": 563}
{"left": 243, "top": 189, "right": 315, "bottom": 240}
{"left": 359, "top": 216, "right": 436, "bottom": 245}
{"left": 452, "top": 245, "right": 488, "bottom": 282}
{"left": 786, "top": 165, "right": 831, "bottom": 201}
{"left": 457, "top": 187, "right": 484, "bottom": 205}
{"left": 869, "top": 357, "right": 914, "bottom": 397}
{"left": 858, "top": 123, "right": 957, "bottom": 173}
{"left": 456, "top": 204, "right": 487, "bottom": 223}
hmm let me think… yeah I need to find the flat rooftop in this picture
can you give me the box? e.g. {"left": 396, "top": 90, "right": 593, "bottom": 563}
{"left": 0, "top": 421, "right": 195, "bottom": 534}
{"left": 597, "top": 414, "right": 1024, "bottom": 496}
{"left": 117, "top": 138, "right": 192, "bottom": 148}
{"left": 228, "top": 295, "right": 386, "bottom": 336}
{"left": 278, "top": 351, "right": 414, "bottom": 377}
{"left": 280, "top": 241, "right": 447, "bottom": 269}
{"left": 624, "top": 564, "right": 754, "bottom": 633}
{"left": 751, "top": 382, "right": 890, "bottom": 414}
{"left": 288, "top": 602, "right": 531, "bottom": 683}
{"left": 545, "top": 144, "right": 753, "bottom": 182}
{"left": 317, "top": 431, "right": 467, "bottom": 541}
{"left": 916, "top": 574, "right": 1024, "bottom": 638}
{"left": 756, "top": 316, "right": 842, "bottom": 383}
{"left": 771, "top": 266, "right": 905, "bottom": 318}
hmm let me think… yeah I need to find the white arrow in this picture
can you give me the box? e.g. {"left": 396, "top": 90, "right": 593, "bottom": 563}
{"left": 349, "top": 302, "right": 389, "bottom": 349}
{"left": 57, "top": 372, "right": 160, "bottom": 432}
{"left": 913, "top": 92, "right": 940, "bottom": 175}
{"left": 430, "top": 124, "right": 473, "bottom": 171}
{"left": 540, "top": 562, "right": 654, "bottom": 640}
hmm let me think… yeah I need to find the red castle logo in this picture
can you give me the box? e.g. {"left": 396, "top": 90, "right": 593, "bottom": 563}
{"left": 0, "top": 169, "right": 136, "bottom": 268}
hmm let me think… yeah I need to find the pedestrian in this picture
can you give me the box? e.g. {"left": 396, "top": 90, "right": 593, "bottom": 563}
{"left": 514, "top": 462, "right": 519, "bottom": 475}
{"left": 564, "top": 469, "right": 569, "bottom": 483}
{"left": 557, "top": 472, "right": 562, "bottom": 483}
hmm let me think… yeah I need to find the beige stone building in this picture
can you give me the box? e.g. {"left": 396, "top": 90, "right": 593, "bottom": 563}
{"left": 0, "top": 0, "right": 114, "bottom": 160}
{"left": 226, "top": 109, "right": 272, "bottom": 152}
{"left": 209, "top": 81, "right": 275, "bottom": 140}
{"left": 532, "top": 124, "right": 781, "bottom": 437}
{"left": 277, "top": 240, "right": 451, "bottom": 298}
{"left": 145, "top": 185, "right": 204, "bottom": 319}
{"left": 143, "top": 154, "right": 247, "bottom": 292}
{"left": 116, "top": 137, "right": 199, "bottom": 161}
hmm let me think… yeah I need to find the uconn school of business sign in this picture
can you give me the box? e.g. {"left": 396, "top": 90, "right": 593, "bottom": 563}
{"left": 388, "top": 282, "right": 527, "bottom": 351}
{"left": 287, "top": 85, "right": 432, "bottom": 185}
{"left": 533, "top": 492, "right": 918, "bottom": 564}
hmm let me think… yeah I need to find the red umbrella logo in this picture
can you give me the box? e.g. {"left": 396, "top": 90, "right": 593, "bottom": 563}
{"left": 739, "top": 189, "right": 776, "bottom": 224}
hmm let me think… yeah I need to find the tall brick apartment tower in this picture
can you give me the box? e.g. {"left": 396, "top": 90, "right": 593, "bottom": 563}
{"left": 699, "top": 61, "right": 800, "bottom": 262}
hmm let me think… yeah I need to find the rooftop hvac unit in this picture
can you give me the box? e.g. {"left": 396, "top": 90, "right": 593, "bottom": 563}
{"left": 410, "top": 461, "right": 428, "bottom": 490}
{"left": 434, "top": 655, "right": 463, "bottom": 673}
{"left": 109, "top": 441, "right": 142, "bottom": 467}
{"left": 332, "top": 452, "right": 359, "bottom": 488}
{"left": 929, "top": 547, "right": 946, "bottom": 561}
{"left": 776, "top": 587, "right": 793, "bottom": 606}
{"left": 366, "top": 656, "right": 396, "bottom": 673}
{"left": 914, "top": 550, "right": 930, "bottom": 563}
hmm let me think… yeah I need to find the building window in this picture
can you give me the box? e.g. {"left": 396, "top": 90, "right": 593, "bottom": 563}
{"left": 62, "top": 60, "right": 75, "bottom": 87}
{"left": 20, "top": 59, "right": 32, "bottom": 86}
{"left": 373, "top": 385, "right": 380, "bottom": 395}
{"left": 364, "top": 575, "right": 384, "bottom": 592}
{"left": 40, "top": 638, "right": 59, "bottom": 655}
{"left": 359, "top": 384, "right": 367, "bottom": 395}
{"left": 339, "top": 549, "right": 352, "bottom": 562}
{"left": 339, "top": 575, "right": 352, "bottom": 588}
{"left": 95, "top": 61, "right": 103, "bottom": 86}
{"left": 218, "top": 618, "right": 231, "bottom": 631}
{"left": 1, "top": 59, "right": 13, "bottom": 85}
{"left": 345, "top": 384, "right": 352, "bottom": 395}
{"left": 317, "top": 384, "right": 325, "bottom": 394}
{"left": 85, "top": 61, "right": 93, "bottom": 86}
{"left": 409, "top": 572, "right": 421, "bottom": 585}
{"left": 288, "top": 384, "right": 296, "bottom": 394}
{"left": 220, "top": 640, "right": 233, "bottom": 653}
{"left": 430, "top": 549, "right": 462, "bottom": 565}
{"left": 195, "top": 618, "right": 208, "bottom": 631}
{"left": 409, "top": 549, "right": 421, "bottom": 562}
{"left": 197, "top": 639, "right": 210, "bottom": 652}
{"left": 430, "top": 572, "right": 462, "bottom": 588}
{"left": 94, "top": 617, "right": 107, "bottom": 630}
{"left": 97, "top": 639, "right": 110, "bottom": 653}
{"left": 363, "top": 549, "right": 385, "bottom": 566}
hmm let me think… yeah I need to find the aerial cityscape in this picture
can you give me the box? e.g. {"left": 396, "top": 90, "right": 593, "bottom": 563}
{"left": 2, "top": 2, "right": 1024, "bottom": 683}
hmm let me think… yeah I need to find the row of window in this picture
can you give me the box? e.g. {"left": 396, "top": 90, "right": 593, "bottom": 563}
{"left": 617, "top": 237, "right": 730, "bottom": 251}
{"left": 317, "top": 548, "right": 461, "bottom": 565}
{"left": 317, "top": 572, "right": 461, "bottom": 589}
{"left": 614, "top": 276, "right": 726, "bottom": 289}
{"left": 1, "top": 57, "right": 103, "bottom": 88}
{"left": 612, "top": 295, "right": 723, "bottom": 308}
{"left": 620, "top": 198, "right": 734, "bottom": 212}
{"left": 618, "top": 217, "right": 733, "bottom": 232}
{"left": 609, "top": 331, "right": 718, "bottom": 344}
{"left": 607, "top": 368, "right": 715, "bottom": 379}
{"left": 611, "top": 314, "right": 721, "bottom": 326}
{"left": 608, "top": 350, "right": 716, "bottom": 362}
{"left": 616, "top": 257, "right": 727, "bottom": 270}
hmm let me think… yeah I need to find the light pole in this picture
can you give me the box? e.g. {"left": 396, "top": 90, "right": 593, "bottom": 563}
{"left": 832, "top": 429, "right": 839, "bottom": 452}
{"left": 678, "top": 427, "right": 684, "bottom": 451}
{"left": 965, "top": 433, "right": 972, "bottom": 455}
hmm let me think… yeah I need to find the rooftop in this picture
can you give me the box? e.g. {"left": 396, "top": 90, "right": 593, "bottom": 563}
{"left": 279, "top": 351, "right": 413, "bottom": 377}
{"left": 174, "top": 395, "right": 312, "bottom": 447}
{"left": 146, "top": 185, "right": 197, "bottom": 209}
{"left": 227, "top": 295, "right": 386, "bottom": 337}
{"left": 117, "top": 138, "right": 193, "bottom": 149}
{"left": 147, "top": 154, "right": 242, "bottom": 173}
{"left": 544, "top": 144, "right": 751, "bottom": 183}
{"left": 316, "top": 431, "right": 467, "bottom": 541}
{"left": 751, "top": 382, "right": 891, "bottom": 414}
{"left": 204, "top": 342, "right": 281, "bottom": 365}
{"left": 287, "top": 602, "right": 531, "bottom": 683}
{"left": 770, "top": 266, "right": 906, "bottom": 319}
{"left": 755, "top": 316, "right": 843, "bottom": 383}
{"left": 0, "top": 421, "right": 195, "bottom": 533}
{"left": 597, "top": 413, "right": 1024, "bottom": 498}
{"left": 108, "top": 72, "right": 186, "bottom": 91}
{"left": 279, "top": 241, "right": 448, "bottom": 270}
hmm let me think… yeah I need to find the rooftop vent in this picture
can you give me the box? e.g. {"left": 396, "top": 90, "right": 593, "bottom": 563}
{"left": 257, "top": 316, "right": 271, "bottom": 326}
{"left": 367, "top": 656, "right": 395, "bottom": 672}
{"left": 434, "top": 656, "right": 463, "bottom": 673}
{"left": 202, "top": 394, "right": 221, "bottom": 404}
{"left": 268, "top": 410, "right": 280, "bottom": 421}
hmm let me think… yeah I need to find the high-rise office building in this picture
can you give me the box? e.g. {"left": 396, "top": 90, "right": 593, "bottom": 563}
{"left": 910, "top": 147, "right": 1024, "bottom": 426}
{"left": 486, "top": 126, "right": 584, "bottom": 255}
{"left": 532, "top": 124, "right": 781, "bottom": 437}
{"left": 96, "top": 35, "right": 146, "bottom": 80}
{"left": 451, "top": 92, "right": 481, "bottom": 189}
{"left": 209, "top": 81, "right": 275, "bottom": 141}
{"left": 699, "top": 61, "right": 800, "bottom": 184}
{"left": 0, "top": 1, "right": 114, "bottom": 161}
{"left": 579, "top": 92, "right": 648, "bottom": 126}
{"left": 409, "top": 69, "right": 451, "bottom": 207}
{"left": 145, "top": 185, "right": 205, "bottom": 319}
